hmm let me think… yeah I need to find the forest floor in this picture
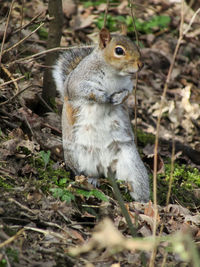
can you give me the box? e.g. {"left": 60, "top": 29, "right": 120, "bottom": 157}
{"left": 0, "top": 0, "right": 200, "bottom": 266}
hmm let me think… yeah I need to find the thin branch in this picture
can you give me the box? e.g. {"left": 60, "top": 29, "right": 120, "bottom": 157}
{"left": 0, "top": 85, "right": 42, "bottom": 106}
{"left": 0, "top": 0, "right": 15, "bottom": 64}
{"left": 37, "top": 93, "right": 55, "bottom": 113}
{"left": 8, "top": 45, "right": 93, "bottom": 66}
{"left": 2, "top": 23, "right": 44, "bottom": 56}
{"left": 19, "top": 0, "right": 25, "bottom": 40}
{"left": 183, "top": 7, "right": 200, "bottom": 35}
{"left": 149, "top": 1, "right": 185, "bottom": 266}
{"left": 103, "top": 0, "right": 110, "bottom": 28}
{"left": 1, "top": 64, "right": 20, "bottom": 93}
{"left": 0, "top": 75, "right": 25, "bottom": 88}
{"left": 0, "top": 228, "right": 24, "bottom": 249}
{"left": 166, "top": 129, "right": 175, "bottom": 206}
{"left": 130, "top": 0, "right": 139, "bottom": 46}
{"left": 13, "top": 11, "right": 44, "bottom": 35}
{"left": 129, "top": 1, "right": 140, "bottom": 145}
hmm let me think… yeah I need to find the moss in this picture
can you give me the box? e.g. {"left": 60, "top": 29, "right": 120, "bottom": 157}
{"left": 29, "top": 154, "right": 71, "bottom": 193}
{"left": 0, "top": 162, "right": 14, "bottom": 190}
{"left": 0, "top": 176, "right": 13, "bottom": 189}
{"left": 155, "top": 162, "right": 200, "bottom": 207}
{"left": 136, "top": 128, "right": 155, "bottom": 146}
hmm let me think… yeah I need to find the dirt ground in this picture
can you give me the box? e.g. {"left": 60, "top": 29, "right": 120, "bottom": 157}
{"left": 0, "top": 0, "right": 200, "bottom": 266}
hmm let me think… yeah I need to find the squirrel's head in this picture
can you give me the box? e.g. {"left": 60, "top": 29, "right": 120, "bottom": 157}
{"left": 99, "top": 28, "right": 143, "bottom": 76}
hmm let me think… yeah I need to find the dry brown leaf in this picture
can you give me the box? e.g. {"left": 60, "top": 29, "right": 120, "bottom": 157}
{"left": 184, "top": 215, "right": 200, "bottom": 225}
{"left": 144, "top": 201, "right": 156, "bottom": 218}
{"left": 138, "top": 225, "right": 152, "bottom": 237}
{"left": 67, "top": 229, "right": 85, "bottom": 243}
{"left": 63, "top": 0, "right": 77, "bottom": 18}
{"left": 165, "top": 204, "right": 190, "bottom": 216}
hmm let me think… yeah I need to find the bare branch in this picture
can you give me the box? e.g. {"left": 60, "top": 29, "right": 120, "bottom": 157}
{"left": 0, "top": 0, "right": 15, "bottom": 64}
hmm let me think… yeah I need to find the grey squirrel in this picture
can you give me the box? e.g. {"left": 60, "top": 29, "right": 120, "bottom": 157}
{"left": 53, "top": 28, "right": 150, "bottom": 202}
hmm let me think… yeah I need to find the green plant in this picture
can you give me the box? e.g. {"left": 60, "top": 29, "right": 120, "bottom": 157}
{"left": 28, "top": 152, "right": 70, "bottom": 193}
{"left": 29, "top": 24, "right": 48, "bottom": 40}
{"left": 76, "top": 188, "right": 109, "bottom": 202}
{"left": 96, "top": 14, "right": 171, "bottom": 34}
{"left": 0, "top": 259, "right": 7, "bottom": 267}
{"left": 156, "top": 162, "right": 200, "bottom": 206}
{"left": 136, "top": 128, "right": 155, "bottom": 146}
{"left": 50, "top": 185, "right": 109, "bottom": 203}
{"left": 39, "top": 150, "right": 51, "bottom": 169}
{"left": 0, "top": 176, "right": 13, "bottom": 189}
{"left": 6, "top": 248, "right": 19, "bottom": 263}
{"left": 96, "top": 14, "right": 119, "bottom": 31}
{"left": 134, "top": 15, "right": 171, "bottom": 33}
{"left": 50, "top": 187, "right": 75, "bottom": 202}
{"left": 81, "top": 0, "right": 119, "bottom": 8}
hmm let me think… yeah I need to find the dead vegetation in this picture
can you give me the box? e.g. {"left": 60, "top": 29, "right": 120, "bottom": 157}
{"left": 0, "top": 0, "right": 200, "bottom": 266}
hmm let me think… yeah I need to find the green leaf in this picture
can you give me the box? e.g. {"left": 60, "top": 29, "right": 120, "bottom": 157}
{"left": 91, "top": 189, "right": 109, "bottom": 202}
{"left": 50, "top": 188, "right": 75, "bottom": 203}
{"left": 39, "top": 150, "right": 51, "bottom": 169}
{"left": 58, "top": 178, "right": 68, "bottom": 186}
{"left": 76, "top": 188, "right": 92, "bottom": 198}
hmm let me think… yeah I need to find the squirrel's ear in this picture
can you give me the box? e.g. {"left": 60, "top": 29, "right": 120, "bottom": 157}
{"left": 99, "top": 28, "right": 111, "bottom": 49}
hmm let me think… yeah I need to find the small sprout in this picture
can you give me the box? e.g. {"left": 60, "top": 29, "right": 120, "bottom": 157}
{"left": 39, "top": 150, "right": 51, "bottom": 169}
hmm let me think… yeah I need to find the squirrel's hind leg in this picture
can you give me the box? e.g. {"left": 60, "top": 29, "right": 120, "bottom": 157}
{"left": 115, "top": 144, "right": 150, "bottom": 203}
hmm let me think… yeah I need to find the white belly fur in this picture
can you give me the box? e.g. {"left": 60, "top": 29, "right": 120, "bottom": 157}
{"left": 62, "top": 102, "right": 150, "bottom": 202}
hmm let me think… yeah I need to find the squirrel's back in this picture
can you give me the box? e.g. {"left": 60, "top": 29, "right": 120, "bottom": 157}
{"left": 53, "top": 47, "right": 93, "bottom": 98}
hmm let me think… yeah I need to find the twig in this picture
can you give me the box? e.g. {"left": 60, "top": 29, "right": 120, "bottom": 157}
{"left": 2, "top": 23, "right": 45, "bottom": 56}
{"left": 129, "top": 1, "right": 140, "bottom": 145}
{"left": 166, "top": 129, "right": 175, "bottom": 206}
{"left": 157, "top": 128, "right": 175, "bottom": 245}
{"left": 19, "top": 0, "right": 25, "bottom": 40}
{"left": 103, "top": 0, "right": 110, "bottom": 28}
{"left": 0, "top": 228, "right": 24, "bottom": 249}
{"left": 13, "top": 11, "right": 44, "bottom": 34}
{"left": 1, "top": 64, "right": 20, "bottom": 93}
{"left": 107, "top": 169, "right": 137, "bottom": 237}
{"left": 24, "top": 226, "right": 65, "bottom": 240}
{"left": 160, "top": 251, "right": 168, "bottom": 267}
{"left": 0, "top": 85, "right": 41, "bottom": 106}
{"left": 0, "top": 84, "right": 41, "bottom": 106}
{"left": 0, "top": 0, "right": 15, "bottom": 65}
{"left": 37, "top": 93, "right": 55, "bottom": 112}
{"left": 130, "top": 0, "right": 139, "bottom": 46}
{"left": 0, "top": 75, "right": 25, "bottom": 88}
{"left": 8, "top": 198, "right": 38, "bottom": 215}
{"left": 22, "top": 113, "right": 34, "bottom": 136}
{"left": 149, "top": 1, "right": 185, "bottom": 266}
{"left": 183, "top": 8, "right": 200, "bottom": 35}
{"left": 7, "top": 45, "right": 93, "bottom": 66}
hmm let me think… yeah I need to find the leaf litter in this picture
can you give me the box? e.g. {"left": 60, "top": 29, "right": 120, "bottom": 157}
{"left": 0, "top": 0, "right": 200, "bottom": 266}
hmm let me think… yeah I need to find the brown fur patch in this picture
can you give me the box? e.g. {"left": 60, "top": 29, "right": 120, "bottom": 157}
{"left": 64, "top": 96, "right": 77, "bottom": 125}
{"left": 89, "top": 93, "right": 96, "bottom": 101}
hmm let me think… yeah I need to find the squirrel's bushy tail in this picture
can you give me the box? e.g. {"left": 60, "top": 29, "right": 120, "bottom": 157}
{"left": 52, "top": 47, "right": 93, "bottom": 99}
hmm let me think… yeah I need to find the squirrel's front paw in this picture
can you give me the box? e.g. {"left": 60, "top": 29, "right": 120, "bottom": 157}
{"left": 110, "top": 90, "right": 129, "bottom": 105}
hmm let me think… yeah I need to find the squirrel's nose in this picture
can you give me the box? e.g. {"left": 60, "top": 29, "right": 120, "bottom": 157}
{"left": 137, "top": 60, "right": 144, "bottom": 70}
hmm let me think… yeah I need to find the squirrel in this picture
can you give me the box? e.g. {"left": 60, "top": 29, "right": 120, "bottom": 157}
{"left": 53, "top": 28, "right": 150, "bottom": 202}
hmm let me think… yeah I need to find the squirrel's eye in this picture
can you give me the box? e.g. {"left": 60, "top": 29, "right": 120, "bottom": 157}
{"left": 115, "top": 46, "right": 125, "bottom": 56}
